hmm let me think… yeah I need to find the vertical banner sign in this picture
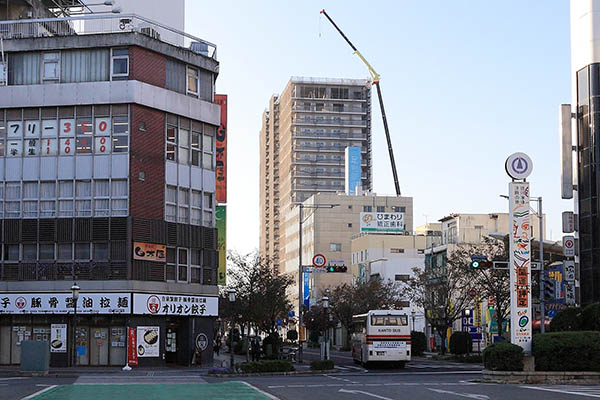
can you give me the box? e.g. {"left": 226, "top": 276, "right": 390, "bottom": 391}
{"left": 216, "top": 206, "right": 227, "bottom": 285}
{"left": 50, "top": 324, "right": 67, "bottom": 353}
{"left": 509, "top": 181, "right": 532, "bottom": 352}
{"left": 345, "top": 146, "right": 361, "bottom": 195}
{"left": 215, "top": 94, "right": 227, "bottom": 203}
{"left": 127, "top": 327, "right": 138, "bottom": 366}
{"left": 303, "top": 272, "right": 310, "bottom": 310}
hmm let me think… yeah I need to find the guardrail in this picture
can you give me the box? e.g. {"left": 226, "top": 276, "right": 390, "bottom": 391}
{"left": 0, "top": 13, "right": 216, "bottom": 59}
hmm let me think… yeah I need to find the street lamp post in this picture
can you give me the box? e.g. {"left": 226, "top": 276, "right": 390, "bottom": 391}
{"left": 322, "top": 296, "right": 329, "bottom": 361}
{"left": 228, "top": 288, "right": 236, "bottom": 371}
{"left": 71, "top": 283, "right": 80, "bottom": 367}
{"left": 296, "top": 202, "right": 338, "bottom": 363}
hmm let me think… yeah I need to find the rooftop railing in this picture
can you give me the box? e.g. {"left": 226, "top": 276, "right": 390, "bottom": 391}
{"left": 0, "top": 13, "right": 216, "bottom": 60}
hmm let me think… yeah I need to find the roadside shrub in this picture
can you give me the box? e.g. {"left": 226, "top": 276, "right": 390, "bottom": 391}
{"left": 454, "top": 354, "right": 482, "bottom": 363}
{"left": 310, "top": 360, "right": 334, "bottom": 371}
{"left": 238, "top": 360, "right": 295, "bottom": 373}
{"left": 549, "top": 307, "right": 583, "bottom": 332}
{"left": 449, "top": 331, "right": 472, "bottom": 355}
{"left": 411, "top": 331, "right": 427, "bottom": 356}
{"left": 533, "top": 331, "right": 600, "bottom": 371}
{"left": 287, "top": 330, "right": 298, "bottom": 342}
{"left": 582, "top": 303, "right": 600, "bottom": 331}
{"left": 483, "top": 342, "right": 523, "bottom": 371}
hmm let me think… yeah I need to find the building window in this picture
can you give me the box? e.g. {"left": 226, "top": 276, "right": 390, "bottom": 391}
{"left": 376, "top": 206, "right": 385, "bottom": 212}
{"left": 111, "top": 48, "right": 129, "bottom": 79}
{"left": 165, "top": 185, "right": 177, "bottom": 222}
{"left": 4, "top": 244, "right": 19, "bottom": 261}
{"left": 111, "top": 179, "right": 128, "bottom": 216}
{"left": 191, "top": 190, "right": 202, "bottom": 225}
{"left": 203, "top": 126, "right": 215, "bottom": 170}
{"left": 42, "top": 52, "right": 60, "bottom": 81}
{"left": 166, "top": 247, "right": 176, "bottom": 281}
{"left": 348, "top": 223, "right": 352, "bottom": 228}
{"left": 390, "top": 248, "right": 404, "bottom": 253}
{"left": 94, "top": 243, "right": 109, "bottom": 260}
{"left": 57, "top": 243, "right": 72, "bottom": 260}
{"left": 363, "top": 205, "right": 372, "bottom": 212}
{"left": 23, "top": 244, "right": 37, "bottom": 260}
{"left": 186, "top": 66, "right": 199, "bottom": 96}
{"left": 5, "top": 182, "right": 21, "bottom": 218}
{"left": 178, "top": 128, "right": 190, "bottom": 165}
{"left": 75, "top": 243, "right": 90, "bottom": 260}
{"left": 178, "top": 248, "right": 188, "bottom": 282}
{"left": 395, "top": 274, "right": 410, "bottom": 282}
{"left": 191, "top": 129, "right": 201, "bottom": 167}
{"left": 178, "top": 188, "right": 189, "bottom": 224}
{"left": 330, "top": 243, "right": 342, "bottom": 252}
{"left": 392, "top": 206, "right": 406, "bottom": 213}
{"left": 40, "top": 181, "right": 56, "bottom": 217}
{"left": 23, "top": 182, "right": 38, "bottom": 218}
{"left": 39, "top": 244, "right": 55, "bottom": 260}
{"left": 203, "top": 192, "right": 213, "bottom": 226}
{"left": 94, "top": 179, "right": 110, "bottom": 216}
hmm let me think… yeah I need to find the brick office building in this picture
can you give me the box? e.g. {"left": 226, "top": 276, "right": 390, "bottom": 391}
{"left": 0, "top": 8, "right": 221, "bottom": 367}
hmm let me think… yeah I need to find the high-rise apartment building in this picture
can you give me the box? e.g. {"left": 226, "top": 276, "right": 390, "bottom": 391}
{"left": 0, "top": 1, "right": 220, "bottom": 367}
{"left": 259, "top": 77, "right": 372, "bottom": 270}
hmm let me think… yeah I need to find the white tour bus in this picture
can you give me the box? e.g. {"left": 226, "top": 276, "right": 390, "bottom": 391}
{"left": 351, "top": 310, "right": 411, "bottom": 367}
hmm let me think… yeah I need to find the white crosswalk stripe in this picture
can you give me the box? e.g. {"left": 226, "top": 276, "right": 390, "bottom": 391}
{"left": 522, "top": 385, "right": 600, "bottom": 398}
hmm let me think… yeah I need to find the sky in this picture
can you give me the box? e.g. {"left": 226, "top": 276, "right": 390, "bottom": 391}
{"left": 185, "top": 1, "right": 572, "bottom": 255}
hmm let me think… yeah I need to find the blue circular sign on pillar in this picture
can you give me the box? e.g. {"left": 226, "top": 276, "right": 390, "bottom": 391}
{"left": 505, "top": 152, "right": 533, "bottom": 180}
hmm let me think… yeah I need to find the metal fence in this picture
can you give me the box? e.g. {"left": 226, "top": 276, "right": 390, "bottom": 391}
{"left": 0, "top": 13, "right": 216, "bottom": 59}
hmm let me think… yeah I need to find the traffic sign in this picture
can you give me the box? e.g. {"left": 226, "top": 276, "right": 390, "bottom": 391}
{"left": 563, "top": 236, "right": 575, "bottom": 257}
{"left": 312, "top": 254, "right": 327, "bottom": 268}
{"left": 505, "top": 152, "right": 533, "bottom": 180}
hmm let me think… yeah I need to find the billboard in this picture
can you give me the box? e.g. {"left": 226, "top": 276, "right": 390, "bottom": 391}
{"left": 133, "top": 242, "right": 166, "bottom": 262}
{"left": 216, "top": 205, "right": 227, "bottom": 285}
{"left": 360, "top": 212, "right": 404, "bottom": 232}
{"left": 215, "top": 94, "right": 227, "bottom": 203}
{"left": 345, "top": 146, "right": 361, "bottom": 195}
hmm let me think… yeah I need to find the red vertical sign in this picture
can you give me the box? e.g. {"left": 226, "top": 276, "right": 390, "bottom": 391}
{"left": 127, "top": 327, "right": 138, "bottom": 366}
{"left": 215, "top": 94, "right": 227, "bottom": 203}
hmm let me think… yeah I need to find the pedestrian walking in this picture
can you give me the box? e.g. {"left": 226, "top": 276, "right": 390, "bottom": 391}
{"left": 251, "top": 337, "right": 261, "bottom": 361}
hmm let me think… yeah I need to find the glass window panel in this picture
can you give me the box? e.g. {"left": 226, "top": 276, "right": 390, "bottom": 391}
{"left": 58, "top": 200, "right": 73, "bottom": 217}
{"left": 75, "top": 200, "right": 91, "bottom": 216}
{"left": 59, "top": 181, "right": 73, "bottom": 197}
{"left": 203, "top": 210, "right": 212, "bottom": 226}
{"left": 39, "top": 244, "right": 55, "bottom": 260}
{"left": 111, "top": 199, "right": 127, "bottom": 216}
{"left": 191, "top": 267, "right": 201, "bottom": 284}
{"left": 179, "top": 129, "right": 189, "bottom": 147}
{"left": 75, "top": 181, "right": 91, "bottom": 198}
{"left": 191, "top": 249, "right": 201, "bottom": 265}
{"left": 95, "top": 199, "right": 109, "bottom": 216}
{"left": 178, "top": 265, "right": 188, "bottom": 281}
{"left": 113, "top": 48, "right": 129, "bottom": 57}
{"left": 23, "top": 201, "right": 38, "bottom": 217}
{"left": 76, "top": 119, "right": 93, "bottom": 136}
{"left": 23, "top": 182, "right": 38, "bottom": 199}
{"left": 203, "top": 193, "right": 212, "bottom": 209}
{"left": 203, "top": 268, "right": 214, "bottom": 285}
{"left": 112, "top": 180, "right": 127, "bottom": 196}
{"left": 191, "top": 208, "right": 201, "bottom": 225}
{"left": 94, "top": 243, "right": 109, "bottom": 260}
{"left": 95, "top": 180, "right": 110, "bottom": 197}
{"left": 178, "top": 248, "right": 188, "bottom": 265}
{"left": 202, "top": 153, "right": 212, "bottom": 169}
{"left": 5, "top": 201, "right": 20, "bottom": 218}
{"left": 166, "top": 144, "right": 176, "bottom": 161}
{"left": 167, "top": 126, "right": 177, "bottom": 142}
{"left": 178, "top": 206, "right": 189, "bottom": 223}
{"left": 178, "top": 188, "right": 189, "bottom": 205}
{"left": 23, "top": 244, "right": 37, "bottom": 260}
{"left": 191, "top": 190, "right": 201, "bottom": 207}
{"left": 191, "top": 149, "right": 200, "bottom": 166}
{"left": 202, "top": 134, "right": 212, "bottom": 152}
{"left": 5, "top": 182, "right": 20, "bottom": 200}
{"left": 191, "top": 132, "right": 200, "bottom": 149}
{"left": 113, "top": 116, "right": 129, "bottom": 134}
{"left": 179, "top": 147, "right": 189, "bottom": 164}
{"left": 165, "top": 204, "right": 176, "bottom": 221}
{"left": 75, "top": 243, "right": 90, "bottom": 259}
{"left": 166, "top": 247, "right": 176, "bottom": 263}
{"left": 166, "top": 264, "right": 176, "bottom": 281}
{"left": 58, "top": 243, "right": 72, "bottom": 259}
{"left": 40, "top": 182, "right": 56, "bottom": 199}
{"left": 4, "top": 244, "right": 19, "bottom": 261}
{"left": 112, "top": 58, "right": 128, "bottom": 75}
{"left": 166, "top": 185, "right": 177, "bottom": 203}
{"left": 0, "top": 140, "right": 4, "bottom": 157}
{"left": 40, "top": 200, "right": 56, "bottom": 217}
{"left": 112, "top": 136, "right": 128, "bottom": 152}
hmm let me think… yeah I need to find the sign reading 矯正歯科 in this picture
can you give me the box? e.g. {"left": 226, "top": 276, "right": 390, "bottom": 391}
{"left": 360, "top": 212, "right": 404, "bottom": 233}
{"left": 132, "top": 294, "right": 218, "bottom": 316}
{"left": 0, "top": 293, "right": 130, "bottom": 314}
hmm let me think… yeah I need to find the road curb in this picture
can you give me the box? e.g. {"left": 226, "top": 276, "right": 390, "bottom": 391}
{"left": 208, "top": 369, "right": 338, "bottom": 378}
{"left": 482, "top": 370, "right": 600, "bottom": 384}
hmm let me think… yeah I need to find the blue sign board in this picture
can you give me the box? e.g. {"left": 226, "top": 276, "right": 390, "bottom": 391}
{"left": 303, "top": 272, "right": 310, "bottom": 310}
{"left": 345, "top": 147, "right": 361, "bottom": 194}
{"left": 276, "top": 318, "right": 282, "bottom": 327}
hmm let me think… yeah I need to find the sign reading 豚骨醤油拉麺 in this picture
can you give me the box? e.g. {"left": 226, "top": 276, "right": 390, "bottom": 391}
{"left": 360, "top": 212, "right": 404, "bottom": 232}
{"left": 132, "top": 293, "right": 218, "bottom": 316}
{"left": 0, "top": 293, "right": 130, "bottom": 314}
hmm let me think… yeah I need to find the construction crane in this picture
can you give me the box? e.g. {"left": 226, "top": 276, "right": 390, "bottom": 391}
{"left": 320, "top": 9, "right": 401, "bottom": 197}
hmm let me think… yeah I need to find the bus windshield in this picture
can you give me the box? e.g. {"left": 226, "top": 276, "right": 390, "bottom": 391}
{"left": 370, "top": 315, "right": 408, "bottom": 326}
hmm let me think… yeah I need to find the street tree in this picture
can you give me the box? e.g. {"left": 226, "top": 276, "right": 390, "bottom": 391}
{"left": 452, "top": 237, "right": 510, "bottom": 339}
{"left": 328, "top": 279, "right": 406, "bottom": 343}
{"left": 404, "top": 256, "right": 475, "bottom": 354}
{"left": 221, "top": 251, "right": 294, "bottom": 337}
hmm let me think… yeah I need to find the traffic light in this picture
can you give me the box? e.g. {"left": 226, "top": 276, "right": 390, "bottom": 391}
{"left": 544, "top": 279, "right": 556, "bottom": 302}
{"left": 470, "top": 255, "right": 492, "bottom": 269}
{"left": 327, "top": 265, "right": 348, "bottom": 273}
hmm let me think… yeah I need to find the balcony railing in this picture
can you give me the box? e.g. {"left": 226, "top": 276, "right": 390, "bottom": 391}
{"left": 293, "top": 132, "right": 367, "bottom": 140}
{"left": 292, "top": 105, "right": 367, "bottom": 113}
{"left": 292, "top": 117, "right": 367, "bottom": 127}
{"left": 0, "top": 13, "right": 217, "bottom": 59}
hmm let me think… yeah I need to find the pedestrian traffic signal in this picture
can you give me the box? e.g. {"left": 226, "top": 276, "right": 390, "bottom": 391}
{"left": 470, "top": 255, "right": 492, "bottom": 269}
{"left": 327, "top": 265, "right": 347, "bottom": 273}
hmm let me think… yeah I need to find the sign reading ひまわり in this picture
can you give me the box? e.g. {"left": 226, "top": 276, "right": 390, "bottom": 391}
{"left": 133, "top": 242, "right": 166, "bottom": 262}
{"left": 133, "top": 293, "right": 218, "bottom": 316}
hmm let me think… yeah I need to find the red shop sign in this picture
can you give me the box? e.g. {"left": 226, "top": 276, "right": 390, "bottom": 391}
{"left": 128, "top": 327, "right": 138, "bottom": 366}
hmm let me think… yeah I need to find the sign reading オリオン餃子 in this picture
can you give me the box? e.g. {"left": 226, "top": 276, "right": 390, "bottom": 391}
{"left": 132, "top": 294, "right": 218, "bottom": 316}
{"left": 509, "top": 181, "right": 532, "bottom": 353}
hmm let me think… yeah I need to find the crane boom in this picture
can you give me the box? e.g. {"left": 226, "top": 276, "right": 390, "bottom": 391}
{"left": 320, "top": 9, "right": 401, "bottom": 196}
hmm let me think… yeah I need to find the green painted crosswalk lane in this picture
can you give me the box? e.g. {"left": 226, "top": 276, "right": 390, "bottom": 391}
{"left": 30, "top": 382, "right": 274, "bottom": 400}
